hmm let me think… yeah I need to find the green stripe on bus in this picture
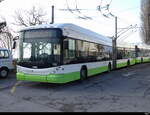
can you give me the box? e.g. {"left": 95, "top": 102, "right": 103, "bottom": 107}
{"left": 18, "top": 58, "right": 148, "bottom": 83}
{"left": 17, "top": 72, "right": 48, "bottom": 82}
{"left": 117, "top": 59, "right": 137, "bottom": 68}
{"left": 47, "top": 72, "right": 80, "bottom": 83}
{"left": 136, "top": 59, "right": 141, "bottom": 63}
{"left": 17, "top": 72, "right": 80, "bottom": 83}
{"left": 88, "top": 66, "right": 108, "bottom": 76}
{"left": 143, "top": 58, "right": 150, "bottom": 63}
{"left": 130, "top": 59, "right": 136, "bottom": 65}
{"left": 117, "top": 62, "right": 127, "bottom": 68}
{"left": 17, "top": 66, "right": 109, "bottom": 83}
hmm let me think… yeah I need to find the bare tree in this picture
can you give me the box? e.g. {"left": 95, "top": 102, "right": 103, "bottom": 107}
{"left": 0, "top": 26, "right": 14, "bottom": 52}
{"left": 0, "top": 0, "right": 4, "bottom": 3}
{"left": 13, "top": 6, "right": 48, "bottom": 27}
{"left": 141, "top": 0, "right": 150, "bottom": 44}
{"left": 0, "top": 16, "right": 13, "bottom": 51}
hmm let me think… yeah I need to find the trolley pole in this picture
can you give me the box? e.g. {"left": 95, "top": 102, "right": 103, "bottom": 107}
{"left": 112, "top": 16, "right": 118, "bottom": 70}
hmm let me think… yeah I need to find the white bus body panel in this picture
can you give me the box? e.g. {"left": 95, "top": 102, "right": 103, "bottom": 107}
{"left": 17, "top": 61, "right": 112, "bottom": 76}
{"left": 117, "top": 59, "right": 128, "bottom": 64}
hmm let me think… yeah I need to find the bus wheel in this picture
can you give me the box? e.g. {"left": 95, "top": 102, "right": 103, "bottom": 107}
{"left": 108, "top": 63, "right": 111, "bottom": 72}
{"left": 0, "top": 68, "right": 8, "bottom": 78}
{"left": 80, "top": 67, "right": 87, "bottom": 81}
{"left": 127, "top": 60, "right": 130, "bottom": 66}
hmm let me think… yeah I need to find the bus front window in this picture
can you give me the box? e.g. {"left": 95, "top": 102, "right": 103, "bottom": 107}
{"left": 18, "top": 29, "right": 61, "bottom": 69}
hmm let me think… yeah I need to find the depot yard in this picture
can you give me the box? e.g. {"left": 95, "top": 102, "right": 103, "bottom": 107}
{"left": 1, "top": 63, "right": 150, "bottom": 112}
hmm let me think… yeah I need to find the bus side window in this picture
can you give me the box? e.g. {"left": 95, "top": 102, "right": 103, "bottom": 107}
{"left": 63, "top": 39, "right": 69, "bottom": 60}
{"left": 63, "top": 38, "right": 76, "bottom": 64}
{"left": 64, "top": 40, "right": 68, "bottom": 49}
{"left": 0, "top": 50, "right": 3, "bottom": 58}
{"left": 68, "top": 39, "right": 75, "bottom": 58}
{"left": 103, "top": 45, "right": 112, "bottom": 61}
{"left": 76, "top": 40, "right": 83, "bottom": 59}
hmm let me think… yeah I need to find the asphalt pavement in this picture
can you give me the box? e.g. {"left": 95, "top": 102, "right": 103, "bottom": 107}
{"left": 1, "top": 63, "right": 150, "bottom": 112}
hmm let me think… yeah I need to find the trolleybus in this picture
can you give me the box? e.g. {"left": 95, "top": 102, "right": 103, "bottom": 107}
{"left": 16, "top": 23, "right": 150, "bottom": 83}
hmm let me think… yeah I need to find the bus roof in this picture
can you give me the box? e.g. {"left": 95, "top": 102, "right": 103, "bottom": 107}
{"left": 20, "top": 23, "right": 150, "bottom": 50}
{"left": 21, "top": 23, "right": 112, "bottom": 46}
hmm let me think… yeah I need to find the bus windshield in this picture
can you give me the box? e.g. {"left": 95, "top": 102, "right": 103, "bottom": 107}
{"left": 18, "top": 29, "right": 62, "bottom": 69}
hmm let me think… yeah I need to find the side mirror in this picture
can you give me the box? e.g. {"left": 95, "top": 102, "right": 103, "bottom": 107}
{"left": 12, "top": 41, "right": 16, "bottom": 49}
{"left": 12, "top": 36, "right": 19, "bottom": 49}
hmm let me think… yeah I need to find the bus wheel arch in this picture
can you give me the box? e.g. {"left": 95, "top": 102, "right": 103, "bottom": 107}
{"left": 127, "top": 60, "right": 130, "bottom": 66}
{"left": 108, "top": 62, "right": 111, "bottom": 72}
{"left": 141, "top": 58, "right": 143, "bottom": 63}
{"left": 80, "top": 65, "right": 88, "bottom": 81}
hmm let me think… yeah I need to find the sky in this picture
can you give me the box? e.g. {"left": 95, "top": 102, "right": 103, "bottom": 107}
{"left": 0, "top": 0, "right": 142, "bottom": 44}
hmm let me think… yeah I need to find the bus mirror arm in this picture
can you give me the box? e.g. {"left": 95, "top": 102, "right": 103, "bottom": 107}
{"left": 12, "top": 41, "right": 16, "bottom": 49}
{"left": 12, "top": 36, "right": 19, "bottom": 49}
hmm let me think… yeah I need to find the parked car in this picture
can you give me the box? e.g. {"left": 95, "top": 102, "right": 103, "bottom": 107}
{"left": 0, "top": 48, "right": 14, "bottom": 78}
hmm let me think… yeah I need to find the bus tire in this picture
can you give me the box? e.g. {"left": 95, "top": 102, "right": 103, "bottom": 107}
{"left": 108, "top": 63, "right": 111, "bottom": 72}
{"left": 0, "top": 68, "right": 9, "bottom": 78}
{"left": 80, "top": 66, "right": 87, "bottom": 81}
{"left": 127, "top": 60, "right": 130, "bottom": 66}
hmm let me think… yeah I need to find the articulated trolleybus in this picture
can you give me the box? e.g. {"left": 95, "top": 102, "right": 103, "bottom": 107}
{"left": 17, "top": 23, "right": 150, "bottom": 83}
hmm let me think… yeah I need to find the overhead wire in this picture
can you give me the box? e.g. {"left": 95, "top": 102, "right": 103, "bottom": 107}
{"left": 65, "top": 0, "right": 87, "bottom": 20}
{"left": 117, "top": 30, "right": 137, "bottom": 42}
{"left": 65, "top": 0, "right": 93, "bottom": 20}
{"left": 60, "top": 0, "right": 138, "bottom": 41}
{"left": 74, "top": 0, "right": 92, "bottom": 20}
{"left": 97, "top": 0, "right": 139, "bottom": 41}
{"left": 97, "top": 0, "right": 115, "bottom": 18}
{"left": 117, "top": 25, "right": 138, "bottom": 42}
{"left": 117, "top": 24, "right": 137, "bottom": 38}
{"left": 117, "top": 6, "right": 140, "bottom": 14}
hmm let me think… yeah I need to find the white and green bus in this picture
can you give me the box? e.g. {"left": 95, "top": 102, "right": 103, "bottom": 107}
{"left": 16, "top": 23, "right": 150, "bottom": 83}
{"left": 117, "top": 42, "right": 150, "bottom": 67}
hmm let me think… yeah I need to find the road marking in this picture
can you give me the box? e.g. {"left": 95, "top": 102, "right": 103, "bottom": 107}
{"left": 122, "top": 72, "right": 135, "bottom": 77}
{"left": 10, "top": 81, "right": 22, "bottom": 94}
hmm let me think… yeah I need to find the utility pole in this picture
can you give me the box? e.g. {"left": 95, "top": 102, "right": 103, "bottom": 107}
{"left": 50, "top": 5, "right": 54, "bottom": 24}
{"left": 97, "top": 2, "right": 118, "bottom": 69}
{"left": 112, "top": 16, "right": 117, "bottom": 70}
